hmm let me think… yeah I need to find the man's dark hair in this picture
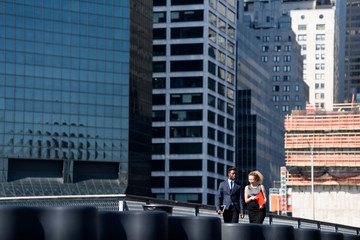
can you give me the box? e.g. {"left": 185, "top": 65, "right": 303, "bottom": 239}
{"left": 228, "top": 167, "right": 236, "bottom": 173}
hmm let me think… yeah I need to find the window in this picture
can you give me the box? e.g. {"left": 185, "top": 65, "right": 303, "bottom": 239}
{"left": 226, "top": 118, "right": 234, "bottom": 131}
{"left": 171, "top": 60, "right": 203, "bottom": 72}
{"left": 228, "top": 10, "right": 235, "bottom": 23}
{"left": 170, "top": 93, "right": 202, "bottom": 104}
{"left": 227, "top": 88, "right": 234, "bottom": 100}
{"left": 218, "top": 67, "right": 225, "bottom": 80}
{"left": 321, "top": 54, "right": 325, "bottom": 60}
{"left": 208, "top": 94, "right": 216, "bottom": 107}
{"left": 263, "top": 36, "right": 270, "bottom": 42}
{"left": 152, "top": 144, "right": 165, "bottom": 155}
{"left": 219, "top": 19, "right": 226, "bottom": 32}
{"left": 218, "top": 131, "right": 225, "bottom": 143}
{"left": 315, "top": 44, "right": 325, "bottom": 50}
{"left": 315, "top": 63, "right": 320, "bottom": 70}
{"left": 208, "top": 28, "right": 216, "bottom": 42}
{"left": 153, "top": 28, "right": 166, "bottom": 39}
{"left": 315, "top": 83, "right": 319, "bottom": 89}
{"left": 208, "top": 127, "right": 215, "bottom": 140}
{"left": 283, "top": 95, "right": 290, "bottom": 102}
{"left": 153, "top": 45, "right": 166, "bottom": 56}
{"left": 172, "top": 43, "right": 203, "bottom": 55}
{"left": 298, "top": 24, "right": 307, "bottom": 30}
{"left": 171, "top": 27, "right": 203, "bottom": 39}
{"left": 298, "top": 35, "right": 307, "bottom": 41}
{"left": 208, "top": 77, "right": 216, "bottom": 91}
{"left": 283, "top": 76, "right": 291, "bottom": 81}
{"left": 282, "top": 105, "right": 289, "bottom": 112}
{"left": 152, "top": 111, "right": 165, "bottom": 121}
{"left": 262, "top": 46, "right": 269, "bottom": 52}
{"left": 274, "top": 36, "right": 281, "bottom": 42}
{"left": 284, "top": 56, "right": 291, "bottom": 62}
{"left": 171, "top": 77, "right": 203, "bottom": 88}
{"left": 316, "top": 34, "right": 325, "bottom": 40}
{"left": 208, "top": 110, "right": 215, "bottom": 123}
{"left": 152, "top": 127, "right": 165, "bottom": 138}
{"left": 154, "top": 12, "right": 166, "bottom": 23}
{"left": 219, "top": 2, "right": 226, "bottom": 16}
{"left": 283, "top": 65, "right": 291, "bottom": 72}
{"left": 153, "top": 78, "right": 166, "bottom": 89}
{"left": 170, "top": 126, "right": 202, "bottom": 138}
{"left": 227, "top": 26, "right": 235, "bottom": 38}
{"left": 285, "top": 45, "right": 292, "bottom": 52}
{"left": 316, "top": 24, "right": 325, "bottom": 30}
{"left": 170, "top": 110, "right": 202, "bottom": 121}
{"left": 261, "top": 56, "right": 268, "bottom": 62}
{"left": 227, "top": 56, "right": 234, "bottom": 69}
{"left": 208, "top": 61, "right": 216, "bottom": 75}
{"left": 295, "top": 85, "right": 299, "bottom": 92}
{"left": 170, "top": 160, "right": 202, "bottom": 171}
{"left": 302, "top": 45, "right": 307, "bottom": 51}
{"left": 321, "top": 63, "right": 325, "bottom": 70}
{"left": 218, "top": 35, "right": 226, "bottom": 48}
{"left": 209, "top": 12, "right": 217, "bottom": 26}
{"left": 218, "top": 83, "right": 225, "bottom": 96}
{"left": 170, "top": 143, "right": 202, "bottom": 154}
{"left": 274, "top": 45, "right": 281, "bottom": 52}
{"left": 218, "top": 99, "right": 225, "bottom": 112}
{"left": 272, "top": 95, "right": 279, "bottom": 102}
{"left": 218, "top": 51, "right": 226, "bottom": 64}
{"left": 227, "top": 41, "right": 234, "bottom": 54}
{"left": 227, "top": 72, "right": 234, "bottom": 85}
{"left": 218, "top": 115, "right": 225, "bottom": 127}
{"left": 272, "top": 85, "right": 279, "bottom": 92}
{"left": 171, "top": 10, "right": 204, "bottom": 22}
{"left": 273, "top": 56, "right": 280, "bottom": 62}
{"left": 153, "top": 94, "right": 166, "bottom": 105}
{"left": 227, "top": 103, "right": 234, "bottom": 116}
{"left": 283, "top": 85, "right": 290, "bottom": 92}
{"left": 273, "top": 66, "right": 280, "bottom": 72}
{"left": 273, "top": 76, "right": 280, "bottom": 82}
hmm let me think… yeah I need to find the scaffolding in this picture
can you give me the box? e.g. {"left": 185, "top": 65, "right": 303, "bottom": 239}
{"left": 284, "top": 104, "right": 360, "bottom": 186}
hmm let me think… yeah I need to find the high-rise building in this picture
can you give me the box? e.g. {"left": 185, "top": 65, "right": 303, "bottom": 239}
{"left": 236, "top": 23, "right": 285, "bottom": 195}
{"left": 282, "top": 0, "right": 346, "bottom": 110}
{"left": 0, "top": 0, "right": 153, "bottom": 197}
{"left": 344, "top": 0, "right": 360, "bottom": 103}
{"left": 151, "top": 0, "right": 237, "bottom": 204}
{"left": 243, "top": 0, "right": 309, "bottom": 118}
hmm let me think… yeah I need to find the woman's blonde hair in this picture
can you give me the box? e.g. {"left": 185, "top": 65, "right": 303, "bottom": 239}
{"left": 248, "top": 171, "right": 263, "bottom": 184}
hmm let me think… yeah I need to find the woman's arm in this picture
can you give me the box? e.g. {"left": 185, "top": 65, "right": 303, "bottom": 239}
{"left": 261, "top": 185, "right": 267, "bottom": 204}
{"left": 244, "top": 186, "right": 256, "bottom": 203}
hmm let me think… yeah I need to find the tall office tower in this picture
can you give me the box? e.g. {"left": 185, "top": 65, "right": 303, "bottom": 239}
{"left": 0, "top": 1, "right": 153, "bottom": 197}
{"left": 243, "top": 0, "right": 309, "bottom": 118}
{"left": 236, "top": 23, "right": 285, "bottom": 195}
{"left": 282, "top": 0, "right": 346, "bottom": 110}
{"left": 344, "top": 0, "right": 360, "bottom": 103}
{"left": 152, "top": 0, "right": 237, "bottom": 204}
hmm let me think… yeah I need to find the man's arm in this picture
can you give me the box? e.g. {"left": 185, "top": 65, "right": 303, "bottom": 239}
{"left": 215, "top": 182, "right": 224, "bottom": 214}
{"left": 239, "top": 185, "right": 245, "bottom": 218}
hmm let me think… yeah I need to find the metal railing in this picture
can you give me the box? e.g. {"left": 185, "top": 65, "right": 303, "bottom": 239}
{"left": 0, "top": 194, "right": 359, "bottom": 235}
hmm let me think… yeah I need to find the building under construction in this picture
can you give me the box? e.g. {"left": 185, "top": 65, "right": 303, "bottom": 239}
{"left": 284, "top": 103, "right": 360, "bottom": 227}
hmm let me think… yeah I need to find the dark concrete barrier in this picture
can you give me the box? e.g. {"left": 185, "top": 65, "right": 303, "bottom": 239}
{"left": 37, "top": 206, "right": 98, "bottom": 240}
{"left": 261, "top": 224, "right": 295, "bottom": 240}
{"left": 222, "top": 223, "right": 265, "bottom": 240}
{"left": 343, "top": 234, "right": 360, "bottom": 240}
{"left": 168, "top": 216, "right": 221, "bottom": 240}
{"left": 98, "top": 210, "right": 168, "bottom": 240}
{"left": 294, "top": 228, "right": 321, "bottom": 240}
{"left": 321, "top": 231, "right": 344, "bottom": 240}
{"left": 0, "top": 206, "right": 44, "bottom": 240}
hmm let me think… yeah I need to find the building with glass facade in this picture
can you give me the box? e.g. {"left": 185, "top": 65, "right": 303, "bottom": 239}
{"left": 0, "top": 0, "right": 153, "bottom": 197}
{"left": 151, "top": 0, "right": 237, "bottom": 205}
{"left": 236, "top": 23, "right": 285, "bottom": 192}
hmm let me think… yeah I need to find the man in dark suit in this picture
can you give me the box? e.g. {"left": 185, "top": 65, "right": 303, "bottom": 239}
{"left": 216, "top": 167, "right": 245, "bottom": 223}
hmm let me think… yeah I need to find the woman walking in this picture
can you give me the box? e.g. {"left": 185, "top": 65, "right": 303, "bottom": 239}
{"left": 244, "top": 171, "right": 267, "bottom": 224}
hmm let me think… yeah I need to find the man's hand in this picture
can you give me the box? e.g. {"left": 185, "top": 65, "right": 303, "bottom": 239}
{"left": 217, "top": 209, "right": 222, "bottom": 215}
{"left": 240, "top": 213, "right": 244, "bottom": 219}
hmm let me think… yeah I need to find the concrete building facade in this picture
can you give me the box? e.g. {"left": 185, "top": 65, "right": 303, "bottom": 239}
{"left": 151, "top": 0, "right": 237, "bottom": 204}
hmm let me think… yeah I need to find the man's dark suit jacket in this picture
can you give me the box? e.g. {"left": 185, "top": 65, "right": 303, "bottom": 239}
{"left": 216, "top": 180, "right": 245, "bottom": 214}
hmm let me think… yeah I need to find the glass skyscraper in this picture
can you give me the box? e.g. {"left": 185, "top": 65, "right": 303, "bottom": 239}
{"left": 0, "top": 0, "right": 153, "bottom": 197}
